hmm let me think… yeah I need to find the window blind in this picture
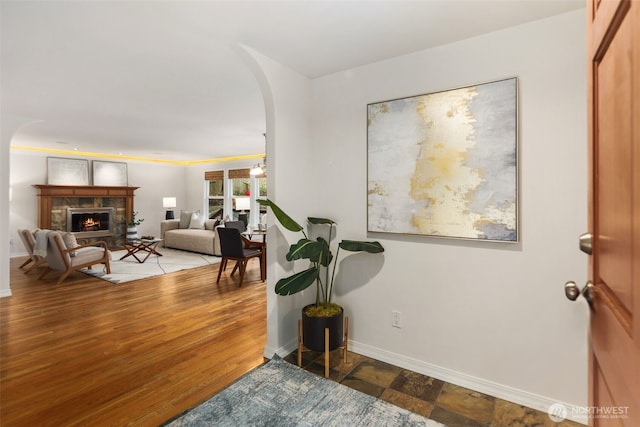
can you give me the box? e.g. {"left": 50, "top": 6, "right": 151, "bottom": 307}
{"left": 228, "top": 168, "right": 250, "bottom": 179}
{"left": 204, "top": 170, "right": 224, "bottom": 180}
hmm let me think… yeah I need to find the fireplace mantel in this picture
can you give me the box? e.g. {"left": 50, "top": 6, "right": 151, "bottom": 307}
{"left": 33, "top": 184, "right": 139, "bottom": 197}
{"left": 33, "top": 185, "right": 139, "bottom": 237}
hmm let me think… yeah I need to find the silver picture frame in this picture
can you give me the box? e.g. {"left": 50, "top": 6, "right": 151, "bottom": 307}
{"left": 92, "top": 160, "right": 128, "bottom": 186}
{"left": 367, "top": 77, "right": 518, "bottom": 242}
{"left": 47, "top": 157, "right": 90, "bottom": 186}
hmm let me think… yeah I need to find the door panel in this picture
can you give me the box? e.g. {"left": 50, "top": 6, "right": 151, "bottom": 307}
{"left": 596, "top": 12, "right": 632, "bottom": 312}
{"left": 594, "top": 365, "right": 624, "bottom": 427}
{"left": 587, "top": 0, "right": 640, "bottom": 425}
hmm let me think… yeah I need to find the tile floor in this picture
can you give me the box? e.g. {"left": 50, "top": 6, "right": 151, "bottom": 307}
{"left": 284, "top": 349, "right": 583, "bottom": 427}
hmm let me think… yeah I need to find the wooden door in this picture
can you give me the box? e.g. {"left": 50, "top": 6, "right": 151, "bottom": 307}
{"left": 587, "top": 0, "right": 640, "bottom": 425}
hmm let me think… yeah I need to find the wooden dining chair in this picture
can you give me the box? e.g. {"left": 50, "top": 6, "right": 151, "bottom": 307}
{"left": 225, "top": 220, "right": 264, "bottom": 246}
{"left": 224, "top": 220, "right": 266, "bottom": 276}
{"left": 216, "top": 227, "right": 263, "bottom": 286}
{"left": 223, "top": 220, "right": 245, "bottom": 232}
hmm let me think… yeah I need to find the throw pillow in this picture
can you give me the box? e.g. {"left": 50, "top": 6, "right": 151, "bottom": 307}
{"left": 61, "top": 232, "right": 79, "bottom": 257}
{"left": 189, "top": 212, "right": 205, "bottom": 229}
{"left": 179, "top": 210, "right": 196, "bottom": 229}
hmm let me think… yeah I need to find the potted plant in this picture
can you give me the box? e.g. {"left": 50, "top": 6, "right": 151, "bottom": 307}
{"left": 127, "top": 211, "right": 144, "bottom": 243}
{"left": 258, "top": 199, "right": 384, "bottom": 352}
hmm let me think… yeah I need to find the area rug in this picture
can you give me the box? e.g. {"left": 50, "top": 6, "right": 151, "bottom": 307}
{"left": 165, "top": 355, "right": 445, "bottom": 427}
{"left": 80, "top": 247, "right": 220, "bottom": 284}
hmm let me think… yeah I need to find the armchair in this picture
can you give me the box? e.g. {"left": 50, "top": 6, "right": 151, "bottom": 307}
{"left": 38, "top": 231, "right": 112, "bottom": 285}
{"left": 17, "top": 229, "right": 47, "bottom": 273}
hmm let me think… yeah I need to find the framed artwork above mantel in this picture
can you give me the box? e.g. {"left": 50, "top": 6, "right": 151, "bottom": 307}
{"left": 46, "top": 157, "right": 89, "bottom": 186}
{"left": 92, "top": 160, "right": 128, "bottom": 186}
{"left": 367, "top": 77, "right": 518, "bottom": 242}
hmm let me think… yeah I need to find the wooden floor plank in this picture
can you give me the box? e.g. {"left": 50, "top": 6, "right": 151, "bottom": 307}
{"left": 1, "top": 256, "right": 267, "bottom": 426}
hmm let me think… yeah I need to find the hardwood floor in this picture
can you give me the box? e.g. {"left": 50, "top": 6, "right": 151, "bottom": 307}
{"left": 0, "top": 256, "right": 266, "bottom": 426}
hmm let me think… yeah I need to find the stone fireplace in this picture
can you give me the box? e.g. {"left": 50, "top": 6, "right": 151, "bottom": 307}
{"left": 34, "top": 185, "right": 138, "bottom": 247}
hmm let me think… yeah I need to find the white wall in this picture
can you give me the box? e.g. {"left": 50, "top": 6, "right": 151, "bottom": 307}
{"left": 304, "top": 10, "right": 588, "bottom": 417}
{"left": 1, "top": 115, "right": 41, "bottom": 296}
{"left": 126, "top": 160, "right": 186, "bottom": 238}
{"left": 236, "top": 44, "right": 316, "bottom": 358}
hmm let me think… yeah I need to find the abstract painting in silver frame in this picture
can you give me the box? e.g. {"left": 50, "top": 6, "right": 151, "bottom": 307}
{"left": 92, "top": 160, "right": 128, "bottom": 186}
{"left": 367, "top": 77, "right": 518, "bottom": 242}
{"left": 47, "top": 157, "right": 90, "bottom": 186}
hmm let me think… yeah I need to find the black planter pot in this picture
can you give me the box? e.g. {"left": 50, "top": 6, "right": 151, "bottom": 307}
{"left": 302, "top": 304, "right": 344, "bottom": 352}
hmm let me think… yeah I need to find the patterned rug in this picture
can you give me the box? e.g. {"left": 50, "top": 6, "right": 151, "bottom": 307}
{"left": 80, "top": 247, "right": 220, "bottom": 284}
{"left": 165, "top": 355, "right": 445, "bottom": 427}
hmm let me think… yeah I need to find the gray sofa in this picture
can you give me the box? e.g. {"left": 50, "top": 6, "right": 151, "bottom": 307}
{"left": 160, "top": 219, "right": 221, "bottom": 256}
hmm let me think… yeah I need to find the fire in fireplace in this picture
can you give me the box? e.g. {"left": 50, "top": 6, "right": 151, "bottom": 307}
{"left": 81, "top": 217, "right": 101, "bottom": 232}
{"left": 67, "top": 207, "right": 115, "bottom": 238}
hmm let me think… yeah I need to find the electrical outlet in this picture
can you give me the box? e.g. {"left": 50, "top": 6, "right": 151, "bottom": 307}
{"left": 392, "top": 310, "right": 401, "bottom": 328}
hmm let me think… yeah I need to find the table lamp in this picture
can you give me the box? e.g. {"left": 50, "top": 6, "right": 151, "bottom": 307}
{"left": 235, "top": 197, "right": 250, "bottom": 227}
{"left": 163, "top": 197, "right": 176, "bottom": 220}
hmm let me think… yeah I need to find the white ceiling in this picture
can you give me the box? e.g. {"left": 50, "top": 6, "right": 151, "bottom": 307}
{"left": 1, "top": 0, "right": 584, "bottom": 162}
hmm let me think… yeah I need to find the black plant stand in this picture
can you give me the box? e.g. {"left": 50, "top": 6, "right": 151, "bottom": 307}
{"left": 297, "top": 316, "right": 349, "bottom": 378}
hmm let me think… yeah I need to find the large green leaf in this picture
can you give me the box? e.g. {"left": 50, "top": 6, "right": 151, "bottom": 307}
{"left": 315, "top": 237, "right": 333, "bottom": 267}
{"left": 274, "top": 267, "right": 318, "bottom": 295}
{"left": 257, "top": 199, "right": 303, "bottom": 232}
{"left": 339, "top": 240, "right": 385, "bottom": 253}
{"left": 285, "top": 238, "right": 333, "bottom": 266}
{"left": 308, "top": 217, "right": 335, "bottom": 225}
{"left": 286, "top": 239, "right": 322, "bottom": 262}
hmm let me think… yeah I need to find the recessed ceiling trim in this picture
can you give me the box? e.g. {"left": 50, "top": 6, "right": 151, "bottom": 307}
{"left": 10, "top": 145, "right": 264, "bottom": 166}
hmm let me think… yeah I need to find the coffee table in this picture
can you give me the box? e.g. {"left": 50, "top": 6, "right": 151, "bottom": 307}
{"left": 120, "top": 238, "right": 163, "bottom": 263}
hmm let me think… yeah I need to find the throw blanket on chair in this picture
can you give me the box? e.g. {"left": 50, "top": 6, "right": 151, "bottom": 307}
{"left": 33, "top": 230, "right": 54, "bottom": 257}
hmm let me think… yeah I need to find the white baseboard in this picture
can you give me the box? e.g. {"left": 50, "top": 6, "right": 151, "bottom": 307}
{"left": 263, "top": 338, "right": 298, "bottom": 360}
{"left": 349, "top": 340, "right": 587, "bottom": 425}
{"left": 0, "top": 288, "right": 13, "bottom": 298}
